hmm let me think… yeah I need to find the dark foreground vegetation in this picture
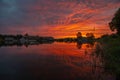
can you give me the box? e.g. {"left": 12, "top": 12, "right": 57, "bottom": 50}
{"left": 97, "top": 34, "right": 120, "bottom": 79}
{"left": 96, "top": 8, "right": 120, "bottom": 79}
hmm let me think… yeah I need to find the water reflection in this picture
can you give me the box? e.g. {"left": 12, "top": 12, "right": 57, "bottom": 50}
{"left": 0, "top": 40, "right": 54, "bottom": 48}
{"left": 0, "top": 42, "right": 116, "bottom": 80}
{"left": 76, "top": 42, "right": 82, "bottom": 49}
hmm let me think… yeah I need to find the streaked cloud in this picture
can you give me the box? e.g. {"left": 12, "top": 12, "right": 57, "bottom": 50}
{"left": 0, "top": 0, "right": 120, "bottom": 37}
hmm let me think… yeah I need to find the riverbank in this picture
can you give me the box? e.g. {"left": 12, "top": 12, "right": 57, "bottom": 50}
{"left": 98, "top": 34, "right": 120, "bottom": 75}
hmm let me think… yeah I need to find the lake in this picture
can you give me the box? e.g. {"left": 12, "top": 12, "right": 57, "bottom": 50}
{"left": 0, "top": 42, "right": 116, "bottom": 80}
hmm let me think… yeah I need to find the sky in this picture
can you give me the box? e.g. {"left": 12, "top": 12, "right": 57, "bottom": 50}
{"left": 0, "top": 0, "right": 120, "bottom": 38}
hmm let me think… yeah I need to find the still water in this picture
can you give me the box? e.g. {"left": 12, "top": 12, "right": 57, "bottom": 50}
{"left": 0, "top": 42, "right": 115, "bottom": 80}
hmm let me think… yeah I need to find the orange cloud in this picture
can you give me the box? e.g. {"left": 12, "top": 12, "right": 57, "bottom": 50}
{"left": 0, "top": 0, "right": 120, "bottom": 38}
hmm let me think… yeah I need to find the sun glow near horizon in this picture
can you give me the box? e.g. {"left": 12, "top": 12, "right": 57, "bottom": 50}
{"left": 37, "top": 23, "right": 113, "bottom": 38}
{"left": 0, "top": 0, "right": 119, "bottom": 38}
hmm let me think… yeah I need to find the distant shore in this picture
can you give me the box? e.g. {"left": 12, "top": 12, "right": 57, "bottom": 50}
{"left": 0, "top": 34, "right": 96, "bottom": 47}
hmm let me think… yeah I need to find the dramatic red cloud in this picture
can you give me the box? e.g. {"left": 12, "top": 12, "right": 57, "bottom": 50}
{"left": 0, "top": 0, "right": 120, "bottom": 38}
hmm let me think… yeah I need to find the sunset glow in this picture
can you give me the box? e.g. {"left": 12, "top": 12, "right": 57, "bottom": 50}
{"left": 0, "top": 0, "right": 120, "bottom": 38}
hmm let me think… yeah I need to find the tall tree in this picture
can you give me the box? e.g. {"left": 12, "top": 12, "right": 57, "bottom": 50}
{"left": 109, "top": 8, "right": 120, "bottom": 35}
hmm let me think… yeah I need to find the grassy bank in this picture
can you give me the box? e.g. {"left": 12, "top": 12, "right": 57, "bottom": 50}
{"left": 98, "top": 35, "right": 120, "bottom": 75}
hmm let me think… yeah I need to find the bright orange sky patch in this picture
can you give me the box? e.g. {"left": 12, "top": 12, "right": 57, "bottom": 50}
{"left": 0, "top": 0, "right": 120, "bottom": 38}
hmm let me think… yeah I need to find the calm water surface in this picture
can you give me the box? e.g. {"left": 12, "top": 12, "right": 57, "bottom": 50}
{"left": 0, "top": 42, "right": 115, "bottom": 80}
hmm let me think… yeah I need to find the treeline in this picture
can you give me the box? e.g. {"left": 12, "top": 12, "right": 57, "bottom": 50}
{"left": 55, "top": 32, "right": 95, "bottom": 43}
{"left": 0, "top": 34, "right": 54, "bottom": 47}
{"left": 0, "top": 32, "right": 96, "bottom": 44}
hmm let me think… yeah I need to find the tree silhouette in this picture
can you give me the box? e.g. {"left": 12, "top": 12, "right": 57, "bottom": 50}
{"left": 109, "top": 8, "right": 120, "bottom": 35}
{"left": 86, "top": 33, "right": 94, "bottom": 39}
{"left": 76, "top": 32, "right": 82, "bottom": 38}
